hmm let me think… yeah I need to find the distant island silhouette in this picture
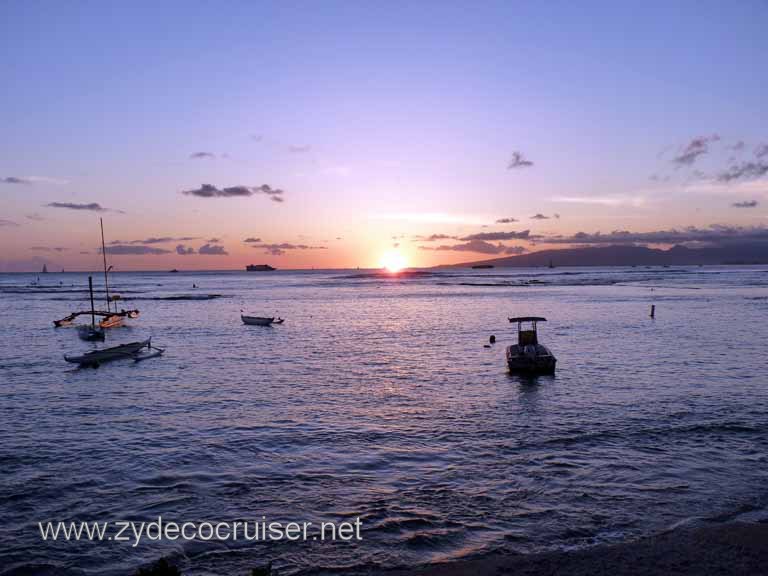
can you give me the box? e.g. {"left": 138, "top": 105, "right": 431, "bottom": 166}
{"left": 451, "top": 243, "right": 768, "bottom": 268}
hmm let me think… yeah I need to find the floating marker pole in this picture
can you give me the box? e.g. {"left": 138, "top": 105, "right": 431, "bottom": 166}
{"left": 650, "top": 304, "right": 656, "bottom": 318}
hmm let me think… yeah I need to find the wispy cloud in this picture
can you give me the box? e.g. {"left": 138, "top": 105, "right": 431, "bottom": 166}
{"left": 531, "top": 213, "right": 550, "bottom": 220}
{"left": 420, "top": 240, "right": 526, "bottom": 255}
{"left": 731, "top": 141, "right": 746, "bottom": 152}
{"left": 553, "top": 195, "right": 645, "bottom": 207}
{"left": 412, "top": 233, "right": 458, "bottom": 242}
{"left": 0, "top": 219, "right": 19, "bottom": 227}
{"left": 103, "top": 245, "right": 171, "bottom": 255}
{"left": 732, "top": 200, "right": 759, "bottom": 208}
{"left": 249, "top": 242, "right": 327, "bottom": 256}
{"left": 716, "top": 161, "right": 768, "bottom": 183}
{"left": 672, "top": 134, "right": 720, "bottom": 166}
{"left": 198, "top": 243, "right": 228, "bottom": 255}
{"left": 190, "top": 152, "right": 216, "bottom": 159}
{"left": 288, "top": 145, "right": 311, "bottom": 153}
{"left": 2, "top": 175, "right": 67, "bottom": 185}
{"left": 243, "top": 237, "right": 262, "bottom": 243}
{"left": 495, "top": 217, "right": 518, "bottom": 224}
{"left": 46, "top": 202, "right": 106, "bottom": 212}
{"left": 176, "top": 244, "right": 195, "bottom": 255}
{"left": 754, "top": 144, "right": 768, "bottom": 159}
{"left": 111, "top": 236, "right": 199, "bottom": 245}
{"left": 507, "top": 151, "right": 533, "bottom": 169}
{"left": 459, "top": 230, "right": 531, "bottom": 241}
{"left": 31, "top": 246, "right": 67, "bottom": 252}
{"left": 182, "top": 183, "right": 285, "bottom": 202}
{"left": 26, "top": 213, "right": 45, "bottom": 221}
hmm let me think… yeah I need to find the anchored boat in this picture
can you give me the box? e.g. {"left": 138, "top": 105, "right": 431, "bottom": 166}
{"left": 241, "top": 315, "right": 284, "bottom": 326}
{"left": 64, "top": 338, "right": 160, "bottom": 367}
{"left": 53, "top": 218, "right": 140, "bottom": 329}
{"left": 506, "top": 316, "right": 557, "bottom": 374}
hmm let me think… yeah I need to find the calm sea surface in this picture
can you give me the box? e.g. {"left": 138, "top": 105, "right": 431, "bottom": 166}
{"left": 1, "top": 266, "right": 767, "bottom": 575}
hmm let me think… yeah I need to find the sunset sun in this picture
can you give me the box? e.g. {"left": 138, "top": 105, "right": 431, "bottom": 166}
{"left": 380, "top": 250, "right": 408, "bottom": 273}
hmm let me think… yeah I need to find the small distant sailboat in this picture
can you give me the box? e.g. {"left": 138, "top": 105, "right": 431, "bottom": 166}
{"left": 42, "top": 264, "right": 48, "bottom": 274}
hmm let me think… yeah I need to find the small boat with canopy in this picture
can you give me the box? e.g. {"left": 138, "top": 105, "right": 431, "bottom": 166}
{"left": 505, "top": 316, "right": 557, "bottom": 374}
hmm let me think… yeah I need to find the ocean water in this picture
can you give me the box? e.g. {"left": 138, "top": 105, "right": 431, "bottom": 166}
{"left": 1, "top": 266, "right": 767, "bottom": 575}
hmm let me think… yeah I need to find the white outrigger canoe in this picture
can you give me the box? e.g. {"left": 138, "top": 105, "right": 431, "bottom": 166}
{"left": 64, "top": 338, "right": 162, "bottom": 367}
{"left": 241, "top": 315, "right": 284, "bottom": 326}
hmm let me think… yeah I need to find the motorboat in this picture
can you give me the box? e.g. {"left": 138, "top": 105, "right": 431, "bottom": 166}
{"left": 505, "top": 316, "right": 557, "bottom": 374}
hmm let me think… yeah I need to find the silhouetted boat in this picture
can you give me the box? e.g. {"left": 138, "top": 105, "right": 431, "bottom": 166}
{"left": 77, "top": 325, "right": 105, "bottom": 341}
{"left": 506, "top": 316, "right": 557, "bottom": 374}
{"left": 42, "top": 264, "right": 48, "bottom": 273}
{"left": 76, "top": 276, "right": 105, "bottom": 341}
{"left": 54, "top": 309, "right": 139, "bottom": 328}
{"left": 246, "top": 264, "right": 276, "bottom": 271}
{"left": 241, "top": 315, "right": 284, "bottom": 326}
{"left": 53, "top": 219, "right": 140, "bottom": 328}
{"left": 472, "top": 264, "right": 494, "bottom": 269}
{"left": 65, "top": 338, "right": 153, "bottom": 367}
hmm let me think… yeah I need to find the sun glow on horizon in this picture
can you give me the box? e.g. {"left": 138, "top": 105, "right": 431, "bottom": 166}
{"left": 380, "top": 250, "right": 408, "bottom": 273}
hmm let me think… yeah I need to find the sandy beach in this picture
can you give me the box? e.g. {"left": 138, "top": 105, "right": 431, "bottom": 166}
{"left": 384, "top": 522, "right": 768, "bottom": 576}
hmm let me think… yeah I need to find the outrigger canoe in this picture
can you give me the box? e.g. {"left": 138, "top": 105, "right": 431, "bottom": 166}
{"left": 65, "top": 338, "right": 154, "bottom": 367}
{"left": 241, "top": 315, "right": 284, "bottom": 326}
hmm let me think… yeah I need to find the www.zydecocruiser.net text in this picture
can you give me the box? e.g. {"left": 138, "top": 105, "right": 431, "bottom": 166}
{"left": 38, "top": 517, "right": 363, "bottom": 547}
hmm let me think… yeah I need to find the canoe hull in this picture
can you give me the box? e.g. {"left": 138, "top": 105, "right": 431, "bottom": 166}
{"left": 506, "top": 344, "right": 557, "bottom": 375}
{"left": 241, "top": 315, "right": 284, "bottom": 326}
{"left": 77, "top": 325, "right": 105, "bottom": 341}
{"left": 65, "top": 338, "right": 151, "bottom": 367}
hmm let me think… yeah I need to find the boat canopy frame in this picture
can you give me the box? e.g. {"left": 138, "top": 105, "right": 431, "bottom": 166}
{"left": 508, "top": 316, "right": 547, "bottom": 346}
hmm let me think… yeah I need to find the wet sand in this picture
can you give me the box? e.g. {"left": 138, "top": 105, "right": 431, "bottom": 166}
{"left": 383, "top": 522, "right": 768, "bottom": 576}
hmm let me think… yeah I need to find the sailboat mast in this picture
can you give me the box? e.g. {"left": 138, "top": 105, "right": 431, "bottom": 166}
{"left": 88, "top": 275, "right": 96, "bottom": 328}
{"left": 100, "top": 217, "right": 111, "bottom": 313}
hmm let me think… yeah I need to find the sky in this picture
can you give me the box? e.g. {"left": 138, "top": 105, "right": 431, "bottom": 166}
{"left": 1, "top": 1, "right": 767, "bottom": 271}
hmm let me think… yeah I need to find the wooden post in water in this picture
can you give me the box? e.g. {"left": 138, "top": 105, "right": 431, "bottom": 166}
{"left": 650, "top": 304, "right": 656, "bottom": 318}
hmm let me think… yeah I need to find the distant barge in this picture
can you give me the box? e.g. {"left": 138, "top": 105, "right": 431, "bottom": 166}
{"left": 246, "top": 264, "right": 276, "bottom": 271}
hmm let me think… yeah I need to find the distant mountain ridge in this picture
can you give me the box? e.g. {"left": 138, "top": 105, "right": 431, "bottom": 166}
{"left": 447, "top": 243, "right": 768, "bottom": 268}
